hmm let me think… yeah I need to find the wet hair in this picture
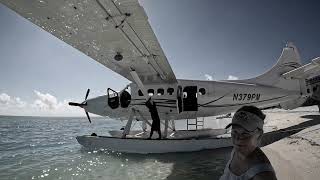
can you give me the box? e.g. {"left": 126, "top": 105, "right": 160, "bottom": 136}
{"left": 236, "top": 106, "right": 266, "bottom": 121}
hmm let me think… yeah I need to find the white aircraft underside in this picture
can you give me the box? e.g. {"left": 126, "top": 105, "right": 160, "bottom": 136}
{"left": 1, "top": 0, "right": 320, "bottom": 123}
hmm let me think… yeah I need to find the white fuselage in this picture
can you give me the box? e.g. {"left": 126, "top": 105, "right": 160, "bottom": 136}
{"left": 83, "top": 79, "right": 302, "bottom": 121}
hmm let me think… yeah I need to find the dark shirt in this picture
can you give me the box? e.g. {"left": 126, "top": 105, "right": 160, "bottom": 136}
{"left": 146, "top": 100, "right": 161, "bottom": 131}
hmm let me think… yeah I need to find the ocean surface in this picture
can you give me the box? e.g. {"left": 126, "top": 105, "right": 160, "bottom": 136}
{"left": 0, "top": 116, "right": 231, "bottom": 180}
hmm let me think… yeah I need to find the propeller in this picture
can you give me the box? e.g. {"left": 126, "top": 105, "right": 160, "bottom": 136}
{"left": 69, "top": 89, "right": 92, "bottom": 123}
{"left": 85, "top": 111, "right": 91, "bottom": 123}
{"left": 85, "top": 89, "right": 90, "bottom": 100}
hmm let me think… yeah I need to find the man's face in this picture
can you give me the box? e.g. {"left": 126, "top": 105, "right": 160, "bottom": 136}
{"left": 231, "top": 125, "right": 260, "bottom": 156}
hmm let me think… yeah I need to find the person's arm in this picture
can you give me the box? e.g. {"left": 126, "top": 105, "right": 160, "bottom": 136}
{"left": 145, "top": 98, "right": 153, "bottom": 108}
{"left": 251, "top": 171, "right": 277, "bottom": 180}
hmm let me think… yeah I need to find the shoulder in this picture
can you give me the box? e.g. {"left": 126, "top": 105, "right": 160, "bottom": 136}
{"left": 250, "top": 148, "right": 271, "bottom": 164}
{"left": 251, "top": 171, "right": 277, "bottom": 180}
{"left": 248, "top": 148, "right": 276, "bottom": 180}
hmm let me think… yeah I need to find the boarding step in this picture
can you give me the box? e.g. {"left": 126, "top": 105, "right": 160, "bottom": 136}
{"left": 187, "top": 117, "right": 205, "bottom": 130}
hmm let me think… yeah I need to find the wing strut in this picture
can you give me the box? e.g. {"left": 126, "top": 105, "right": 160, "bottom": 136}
{"left": 130, "top": 69, "right": 149, "bottom": 100}
{"left": 96, "top": 0, "right": 169, "bottom": 81}
{"left": 143, "top": 55, "right": 168, "bottom": 80}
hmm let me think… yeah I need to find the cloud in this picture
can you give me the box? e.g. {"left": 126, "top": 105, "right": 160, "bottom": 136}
{"left": 33, "top": 90, "right": 58, "bottom": 110}
{"left": 30, "top": 90, "right": 83, "bottom": 116}
{"left": 204, "top": 74, "right": 213, "bottom": 81}
{"left": 0, "top": 93, "right": 10, "bottom": 104}
{"left": 0, "top": 91, "right": 83, "bottom": 116}
{"left": 0, "top": 93, "right": 26, "bottom": 107}
{"left": 12, "top": 97, "right": 26, "bottom": 108}
{"left": 227, "top": 75, "right": 239, "bottom": 80}
{"left": 0, "top": 93, "right": 27, "bottom": 115}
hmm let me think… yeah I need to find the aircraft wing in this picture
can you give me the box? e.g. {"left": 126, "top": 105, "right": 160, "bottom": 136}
{"left": 1, "top": 0, "right": 177, "bottom": 84}
{"left": 282, "top": 57, "right": 320, "bottom": 79}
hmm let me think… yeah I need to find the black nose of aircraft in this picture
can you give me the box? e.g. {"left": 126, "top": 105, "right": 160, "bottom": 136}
{"left": 68, "top": 102, "right": 86, "bottom": 107}
{"left": 68, "top": 89, "right": 92, "bottom": 123}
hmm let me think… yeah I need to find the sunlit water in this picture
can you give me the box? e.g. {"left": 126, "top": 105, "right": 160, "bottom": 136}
{"left": 0, "top": 116, "right": 231, "bottom": 180}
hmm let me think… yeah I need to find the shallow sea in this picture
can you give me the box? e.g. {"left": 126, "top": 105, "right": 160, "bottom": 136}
{"left": 0, "top": 116, "right": 231, "bottom": 180}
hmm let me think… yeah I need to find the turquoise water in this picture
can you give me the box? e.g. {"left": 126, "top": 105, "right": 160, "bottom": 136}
{"left": 0, "top": 116, "right": 231, "bottom": 180}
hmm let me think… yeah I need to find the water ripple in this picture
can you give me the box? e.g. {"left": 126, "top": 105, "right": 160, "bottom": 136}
{"left": 0, "top": 116, "right": 230, "bottom": 180}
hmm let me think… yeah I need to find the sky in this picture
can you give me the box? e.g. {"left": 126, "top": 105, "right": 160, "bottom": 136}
{"left": 0, "top": 0, "right": 320, "bottom": 116}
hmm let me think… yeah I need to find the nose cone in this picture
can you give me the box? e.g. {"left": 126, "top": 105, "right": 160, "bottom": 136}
{"left": 83, "top": 95, "right": 109, "bottom": 116}
{"left": 68, "top": 101, "right": 86, "bottom": 108}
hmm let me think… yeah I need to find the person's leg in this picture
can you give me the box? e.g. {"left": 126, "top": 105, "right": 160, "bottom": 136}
{"left": 148, "top": 130, "right": 154, "bottom": 139}
{"left": 157, "top": 130, "right": 161, "bottom": 140}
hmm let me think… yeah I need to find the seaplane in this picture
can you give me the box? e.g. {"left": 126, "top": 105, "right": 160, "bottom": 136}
{"left": 2, "top": 0, "right": 320, "bottom": 153}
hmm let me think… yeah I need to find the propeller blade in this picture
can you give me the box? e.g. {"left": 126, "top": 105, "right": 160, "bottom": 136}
{"left": 85, "top": 111, "right": 91, "bottom": 123}
{"left": 85, "top": 89, "right": 90, "bottom": 100}
{"left": 69, "top": 102, "right": 82, "bottom": 107}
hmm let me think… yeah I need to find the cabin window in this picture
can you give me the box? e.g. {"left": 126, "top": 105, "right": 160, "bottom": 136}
{"left": 148, "top": 89, "right": 154, "bottom": 96}
{"left": 157, "top": 88, "right": 164, "bottom": 96}
{"left": 138, "top": 89, "right": 143, "bottom": 96}
{"left": 167, "top": 88, "right": 174, "bottom": 95}
{"left": 307, "top": 89, "right": 310, "bottom": 93}
{"left": 199, "top": 88, "right": 206, "bottom": 95}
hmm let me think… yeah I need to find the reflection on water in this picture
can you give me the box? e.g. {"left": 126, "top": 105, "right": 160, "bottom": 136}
{"left": 0, "top": 116, "right": 231, "bottom": 180}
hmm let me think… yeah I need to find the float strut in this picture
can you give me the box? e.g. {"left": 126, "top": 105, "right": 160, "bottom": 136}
{"left": 171, "top": 120, "right": 176, "bottom": 131}
{"left": 142, "top": 120, "right": 147, "bottom": 132}
{"left": 122, "top": 108, "right": 135, "bottom": 138}
{"left": 164, "top": 114, "right": 169, "bottom": 138}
